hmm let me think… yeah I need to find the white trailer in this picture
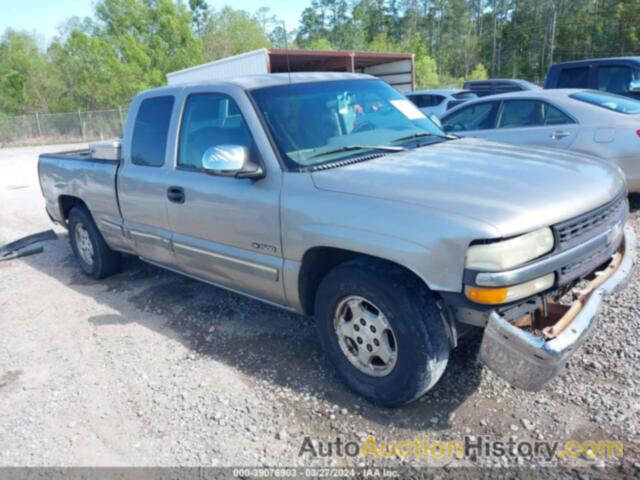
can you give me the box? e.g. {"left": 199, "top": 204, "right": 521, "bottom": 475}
{"left": 167, "top": 48, "right": 415, "bottom": 93}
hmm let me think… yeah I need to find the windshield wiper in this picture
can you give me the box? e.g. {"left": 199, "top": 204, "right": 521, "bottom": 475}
{"left": 309, "top": 144, "right": 405, "bottom": 160}
{"left": 391, "top": 132, "right": 452, "bottom": 144}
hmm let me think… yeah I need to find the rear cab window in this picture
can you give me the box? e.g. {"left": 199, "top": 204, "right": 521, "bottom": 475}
{"left": 570, "top": 91, "right": 640, "bottom": 114}
{"left": 131, "top": 96, "right": 175, "bottom": 167}
{"left": 557, "top": 67, "right": 590, "bottom": 88}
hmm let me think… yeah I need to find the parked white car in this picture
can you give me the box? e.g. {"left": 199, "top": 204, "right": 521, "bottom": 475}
{"left": 441, "top": 89, "right": 640, "bottom": 191}
{"left": 406, "top": 89, "right": 477, "bottom": 117}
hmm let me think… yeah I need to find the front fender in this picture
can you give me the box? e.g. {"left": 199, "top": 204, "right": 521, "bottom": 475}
{"left": 280, "top": 173, "right": 500, "bottom": 310}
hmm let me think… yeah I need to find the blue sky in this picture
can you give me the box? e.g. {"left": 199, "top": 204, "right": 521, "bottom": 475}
{"left": 0, "top": 0, "right": 306, "bottom": 45}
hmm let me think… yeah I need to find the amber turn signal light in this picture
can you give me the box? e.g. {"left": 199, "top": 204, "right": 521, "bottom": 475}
{"left": 464, "top": 286, "right": 509, "bottom": 305}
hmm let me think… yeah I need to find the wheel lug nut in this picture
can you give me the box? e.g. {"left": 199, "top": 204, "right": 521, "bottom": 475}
{"left": 360, "top": 319, "right": 366, "bottom": 326}
{"left": 374, "top": 339, "right": 379, "bottom": 346}
{"left": 366, "top": 344, "right": 373, "bottom": 352}
{"left": 354, "top": 325, "right": 360, "bottom": 331}
{"left": 357, "top": 337, "right": 363, "bottom": 344}
{"left": 370, "top": 326, "right": 376, "bottom": 333}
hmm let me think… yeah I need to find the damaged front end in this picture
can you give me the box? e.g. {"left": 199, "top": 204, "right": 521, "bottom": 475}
{"left": 479, "top": 225, "right": 636, "bottom": 390}
{"left": 453, "top": 191, "right": 637, "bottom": 390}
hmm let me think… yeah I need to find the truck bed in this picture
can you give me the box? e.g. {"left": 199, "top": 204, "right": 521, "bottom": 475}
{"left": 42, "top": 148, "right": 94, "bottom": 162}
{"left": 41, "top": 145, "right": 120, "bottom": 163}
{"left": 38, "top": 149, "right": 125, "bottom": 250}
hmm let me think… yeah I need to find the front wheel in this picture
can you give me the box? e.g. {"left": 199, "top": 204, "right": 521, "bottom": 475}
{"left": 315, "top": 259, "right": 450, "bottom": 407}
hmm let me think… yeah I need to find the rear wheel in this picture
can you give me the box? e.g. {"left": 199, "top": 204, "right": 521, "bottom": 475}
{"left": 68, "top": 206, "right": 122, "bottom": 279}
{"left": 315, "top": 258, "right": 450, "bottom": 407}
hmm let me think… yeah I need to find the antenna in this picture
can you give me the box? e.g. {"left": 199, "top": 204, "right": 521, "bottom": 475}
{"left": 282, "top": 21, "right": 292, "bottom": 84}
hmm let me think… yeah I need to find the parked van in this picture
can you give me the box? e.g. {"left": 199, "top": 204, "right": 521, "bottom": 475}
{"left": 545, "top": 57, "right": 640, "bottom": 99}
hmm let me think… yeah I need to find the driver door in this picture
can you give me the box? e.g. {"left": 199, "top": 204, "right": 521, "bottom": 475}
{"left": 165, "top": 91, "right": 285, "bottom": 305}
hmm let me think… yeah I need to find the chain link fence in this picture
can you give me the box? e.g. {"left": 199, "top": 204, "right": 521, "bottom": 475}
{"left": 0, "top": 107, "right": 127, "bottom": 147}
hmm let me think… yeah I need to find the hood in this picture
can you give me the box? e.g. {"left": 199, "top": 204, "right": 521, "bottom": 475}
{"left": 310, "top": 138, "right": 626, "bottom": 237}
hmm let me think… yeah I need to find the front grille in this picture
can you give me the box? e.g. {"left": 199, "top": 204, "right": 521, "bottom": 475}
{"left": 553, "top": 191, "right": 627, "bottom": 284}
{"left": 559, "top": 240, "right": 621, "bottom": 284}
{"left": 555, "top": 193, "right": 627, "bottom": 251}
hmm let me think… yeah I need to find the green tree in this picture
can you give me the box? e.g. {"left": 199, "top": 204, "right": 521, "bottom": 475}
{"left": 5, "top": 0, "right": 640, "bottom": 115}
{"left": 465, "top": 63, "right": 488, "bottom": 81}
{"left": 48, "top": 0, "right": 203, "bottom": 109}
{"left": 366, "top": 32, "right": 398, "bottom": 52}
{"left": 0, "top": 30, "right": 59, "bottom": 114}
{"left": 306, "top": 37, "right": 334, "bottom": 50}
{"left": 188, "top": 0, "right": 211, "bottom": 35}
{"left": 48, "top": 30, "right": 139, "bottom": 111}
{"left": 406, "top": 34, "right": 439, "bottom": 88}
{"left": 94, "top": 0, "right": 203, "bottom": 85}
{"left": 202, "top": 7, "right": 271, "bottom": 60}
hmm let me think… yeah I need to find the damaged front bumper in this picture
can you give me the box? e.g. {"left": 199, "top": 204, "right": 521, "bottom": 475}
{"left": 479, "top": 224, "right": 637, "bottom": 391}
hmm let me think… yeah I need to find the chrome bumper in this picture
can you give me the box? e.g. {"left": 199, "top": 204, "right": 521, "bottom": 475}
{"left": 479, "top": 225, "right": 637, "bottom": 391}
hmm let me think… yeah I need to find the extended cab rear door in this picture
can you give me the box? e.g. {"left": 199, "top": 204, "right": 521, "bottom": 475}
{"left": 163, "top": 85, "right": 286, "bottom": 305}
{"left": 117, "top": 93, "right": 178, "bottom": 266}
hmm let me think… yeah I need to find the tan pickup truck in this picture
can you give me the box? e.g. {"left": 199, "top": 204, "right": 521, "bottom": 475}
{"left": 39, "top": 73, "right": 636, "bottom": 406}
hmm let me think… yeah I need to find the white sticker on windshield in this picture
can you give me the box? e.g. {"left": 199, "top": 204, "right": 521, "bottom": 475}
{"left": 390, "top": 99, "right": 427, "bottom": 120}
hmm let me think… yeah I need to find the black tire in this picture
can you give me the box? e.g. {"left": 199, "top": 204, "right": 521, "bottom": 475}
{"left": 68, "top": 206, "right": 122, "bottom": 279}
{"left": 315, "top": 258, "right": 450, "bottom": 407}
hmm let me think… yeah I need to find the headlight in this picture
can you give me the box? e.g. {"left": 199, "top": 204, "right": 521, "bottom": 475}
{"left": 465, "top": 227, "right": 554, "bottom": 271}
{"left": 465, "top": 273, "right": 554, "bottom": 305}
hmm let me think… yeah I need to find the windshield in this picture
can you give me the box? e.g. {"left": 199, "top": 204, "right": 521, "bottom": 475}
{"left": 249, "top": 79, "right": 446, "bottom": 169}
{"left": 570, "top": 90, "right": 640, "bottom": 114}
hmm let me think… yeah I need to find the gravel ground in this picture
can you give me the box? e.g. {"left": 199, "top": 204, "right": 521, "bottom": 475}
{"left": 0, "top": 144, "right": 638, "bottom": 475}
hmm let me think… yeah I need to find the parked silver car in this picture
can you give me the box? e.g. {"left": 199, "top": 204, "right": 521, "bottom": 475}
{"left": 406, "top": 89, "right": 477, "bottom": 117}
{"left": 441, "top": 89, "right": 640, "bottom": 191}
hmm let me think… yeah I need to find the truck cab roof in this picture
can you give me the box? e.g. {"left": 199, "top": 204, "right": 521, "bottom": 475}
{"left": 548, "top": 56, "right": 640, "bottom": 68}
{"left": 141, "top": 72, "right": 375, "bottom": 96}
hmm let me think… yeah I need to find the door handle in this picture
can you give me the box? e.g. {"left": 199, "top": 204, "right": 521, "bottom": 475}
{"left": 551, "top": 130, "right": 571, "bottom": 140}
{"left": 167, "top": 186, "right": 185, "bottom": 204}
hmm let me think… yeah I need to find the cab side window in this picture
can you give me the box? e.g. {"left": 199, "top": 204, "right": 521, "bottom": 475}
{"left": 597, "top": 66, "right": 636, "bottom": 95}
{"left": 442, "top": 101, "right": 499, "bottom": 132}
{"left": 178, "top": 93, "right": 254, "bottom": 170}
{"left": 131, "top": 96, "right": 174, "bottom": 167}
